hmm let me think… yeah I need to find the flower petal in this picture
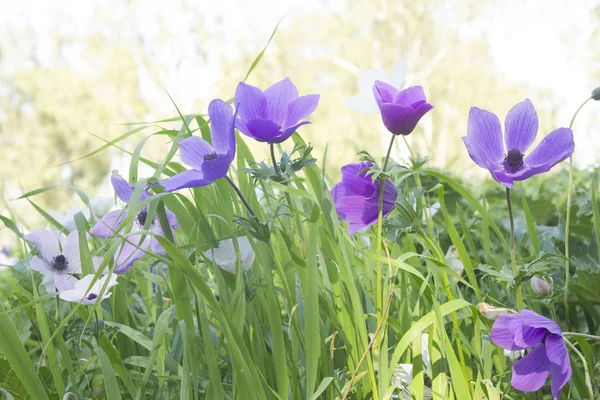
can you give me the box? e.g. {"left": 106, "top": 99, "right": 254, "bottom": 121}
{"left": 330, "top": 182, "right": 345, "bottom": 203}
{"left": 463, "top": 107, "right": 504, "bottom": 170}
{"left": 514, "top": 128, "right": 574, "bottom": 180}
{"left": 336, "top": 196, "right": 369, "bottom": 224}
{"left": 491, "top": 313, "right": 526, "bottom": 350}
{"left": 238, "top": 236, "right": 255, "bottom": 271}
{"left": 379, "top": 102, "right": 433, "bottom": 136}
{"left": 30, "top": 256, "right": 51, "bottom": 274}
{"left": 546, "top": 334, "right": 571, "bottom": 399}
{"left": 340, "top": 162, "right": 375, "bottom": 197}
{"left": 520, "top": 309, "right": 563, "bottom": 336}
{"left": 114, "top": 235, "right": 151, "bottom": 274}
{"left": 276, "top": 120, "right": 311, "bottom": 144}
{"left": 61, "top": 231, "right": 82, "bottom": 274}
{"left": 394, "top": 86, "right": 426, "bottom": 107}
{"left": 373, "top": 80, "right": 398, "bottom": 108}
{"left": 178, "top": 136, "right": 215, "bottom": 171}
{"left": 285, "top": 94, "right": 320, "bottom": 127}
{"left": 389, "top": 59, "right": 407, "bottom": 89}
{"left": 111, "top": 171, "right": 135, "bottom": 203}
{"left": 154, "top": 169, "right": 211, "bottom": 192}
{"left": 54, "top": 272, "right": 77, "bottom": 291}
{"left": 208, "top": 99, "right": 236, "bottom": 156}
{"left": 201, "top": 154, "right": 234, "bottom": 182}
{"left": 90, "top": 209, "right": 127, "bottom": 238}
{"left": 244, "top": 117, "right": 282, "bottom": 142}
{"left": 512, "top": 343, "right": 552, "bottom": 392}
{"left": 381, "top": 178, "right": 398, "bottom": 216}
{"left": 264, "top": 77, "right": 299, "bottom": 126}
{"left": 234, "top": 82, "right": 267, "bottom": 122}
{"left": 26, "top": 229, "right": 61, "bottom": 263}
{"left": 165, "top": 210, "right": 179, "bottom": 228}
{"left": 345, "top": 94, "right": 380, "bottom": 114}
{"left": 504, "top": 99, "right": 538, "bottom": 153}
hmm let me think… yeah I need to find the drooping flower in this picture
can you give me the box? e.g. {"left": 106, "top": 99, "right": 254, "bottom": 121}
{"left": 59, "top": 274, "right": 118, "bottom": 305}
{"left": 330, "top": 162, "right": 397, "bottom": 235}
{"left": 372, "top": 82, "right": 434, "bottom": 136}
{"left": 462, "top": 99, "right": 575, "bottom": 188}
{"left": 25, "top": 228, "right": 100, "bottom": 292}
{"left": 591, "top": 86, "right": 600, "bottom": 101}
{"left": 445, "top": 246, "right": 464, "bottom": 277}
{"left": 233, "top": 78, "right": 320, "bottom": 144}
{"left": 153, "top": 99, "right": 237, "bottom": 192}
{"left": 531, "top": 276, "right": 553, "bottom": 297}
{"left": 346, "top": 59, "right": 407, "bottom": 114}
{"left": 490, "top": 309, "right": 571, "bottom": 399}
{"left": 204, "top": 236, "right": 255, "bottom": 274}
{"left": 90, "top": 171, "right": 178, "bottom": 274}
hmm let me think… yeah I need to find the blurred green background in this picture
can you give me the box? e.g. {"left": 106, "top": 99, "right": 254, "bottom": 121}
{"left": 1, "top": 0, "right": 599, "bottom": 248}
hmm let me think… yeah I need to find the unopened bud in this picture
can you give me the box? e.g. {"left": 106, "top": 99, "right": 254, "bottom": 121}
{"left": 592, "top": 87, "right": 600, "bottom": 101}
{"left": 531, "top": 276, "right": 553, "bottom": 297}
{"left": 445, "top": 246, "right": 464, "bottom": 276}
{"left": 478, "top": 302, "right": 517, "bottom": 320}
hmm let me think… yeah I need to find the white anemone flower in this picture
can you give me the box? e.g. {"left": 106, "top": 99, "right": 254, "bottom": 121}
{"left": 346, "top": 59, "right": 407, "bottom": 114}
{"left": 445, "top": 246, "right": 464, "bottom": 277}
{"left": 204, "top": 237, "right": 255, "bottom": 274}
{"left": 59, "top": 274, "right": 119, "bottom": 305}
{"left": 49, "top": 208, "right": 91, "bottom": 232}
{"left": 90, "top": 196, "right": 114, "bottom": 218}
{"left": 391, "top": 334, "right": 432, "bottom": 399}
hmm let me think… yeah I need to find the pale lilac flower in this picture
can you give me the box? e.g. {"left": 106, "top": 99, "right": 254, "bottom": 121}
{"left": 491, "top": 309, "right": 571, "bottom": 399}
{"left": 25, "top": 228, "right": 100, "bottom": 292}
{"left": 234, "top": 78, "right": 320, "bottom": 143}
{"left": 91, "top": 171, "right": 178, "bottom": 274}
{"left": 59, "top": 274, "right": 118, "bottom": 305}
{"left": 462, "top": 99, "right": 574, "bottom": 188}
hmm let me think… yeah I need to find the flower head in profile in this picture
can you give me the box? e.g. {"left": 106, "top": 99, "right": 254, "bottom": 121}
{"left": 491, "top": 309, "right": 571, "bottom": 399}
{"left": 330, "top": 162, "right": 397, "bottom": 235}
{"left": 204, "top": 236, "right": 255, "bottom": 274}
{"left": 91, "top": 171, "right": 178, "bottom": 274}
{"left": 346, "top": 59, "right": 407, "bottom": 114}
{"left": 153, "top": 99, "right": 237, "bottom": 192}
{"left": 25, "top": 228, "right": 100, "bottom": 292}
{"left": 59, "top": 274, "right": 118, "bottom": 305}
{"left": 234, "top": 78, "right": 320, "bottom": 144}
{"left": 373, "top": 82, "right": 433, "bottom": 136}
{"left": 462, "top": 99, "right": 574, "bottom": 188}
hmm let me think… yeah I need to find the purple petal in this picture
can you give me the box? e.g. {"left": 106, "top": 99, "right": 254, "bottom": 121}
{"left": 155, "top": 169, "right": 212, "bottom": 192}
{"left": 275, "top": 120, "right": 311, "bottom": 144}
{"left": 208, "top": 99, "right": 235, "bottom": 156}
{"left": 512, "top": 343, "right": 552, "bottom": 392}
{"left": 491, "top": 313, "right": 526, "bottom": 350}
{"left": 30, "top": 256, "right": 51, "bottom": 274}
{"left": 504, "top": 99, "right": 538, "bottom": 153}
{"left": 166, "top": 210, "right": 179, "bottom": 228}
{"left": 340, "top": 162, "right": 375, "bottom": 197}
{"left": 463, "top": 107, "right": 504, "bottom": 170}
{"left": 394, "top": 86, "right": 426, "bottom": 107}
{"left": 347, "top": 222, "right": 366, "bottom": 236}
{"left": 26, "top": 229, "right": 60, "bottom": 263}
{"left": 244, "top": 118, "right": 282, "bottom": 142}
{"left": 61, "top": 231, "right": 82, "bottom": 274}
{"left": 335, "top": 196, "right": 367, "bottom": 224}
{"left": 200, "top": 154, "right": 232, "bottom": 184}
{"left": 381, "top": 178, "right": 398, "bottom": 215}
{"left": 114, "top": 235, "right": 151, "bottom": 274}
{"left": 149, "top": 237, "right": 167, "bottom": 255}
{"left": 90, "top": 209, "right": 127, "bottom": 238}
{"left": 264, "top": 78, "right": 299, "bottom": 126}
{"left": 111, "top": 171, "right": 135, "bottom": 203}
{"left": 373, "top": 80, "right": 398, "bottom": 108}
{"left": 379, "top": 102, "right": 433, "bottom": 136}
{"left": 489, "top": 169, "right": 515, "bottom": 189}
{"left": 330, "top": 182, "right": 345, "bottom": 203}
{"left": 513, "top": 128, "right": 574, "bottom": 180}
{"left": 285, "top": 94, "right": 320, "bottom": 127}
{"left": 234, "top": 82, "right": 267, "bottom": 122}
{"left": 546, "top": 334, "right": 571, "bottom": 400}
{"left": 178, "top": 136, "right": 214, "bottom": 170}
{"left": 520, "top": 309, "right": 563, "bottom": 336}
{"left": 512, "top": 324, "right": 546, "bottom": 349}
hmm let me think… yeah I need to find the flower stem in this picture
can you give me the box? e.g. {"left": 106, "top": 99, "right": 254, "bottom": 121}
{"left": 94, "top": 310, "right": 100, "bottom": 342}
{"left": 564, "top": 96, "right": 592, "bottom": 328}
{"left": 375, "top": 135, "right": 396, "bottom": 344}
{"left": 270, "top": 143, "right": 282, "bottom": 178}
{"left": 224, "top": 175, "right": 260, "bottom": 224}
{"left": 563, "top": 332, "right": 600, "bottom": 341}
{"left": 564, "top": 339, "right": 594, "bottom": 400}
{"left": 506, "top": 188, "right": 524, "bottom": 311}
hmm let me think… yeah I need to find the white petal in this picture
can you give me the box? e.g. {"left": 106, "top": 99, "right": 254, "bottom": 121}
{"left": 345, "top": 95, "right": 380, "bottom": 114}
{"left": 389, "top": 59, "right": 408, "bottom": 89}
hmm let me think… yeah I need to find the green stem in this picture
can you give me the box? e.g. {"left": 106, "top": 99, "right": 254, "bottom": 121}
{"left": 564, "top": 96, "right": 593, "bottom": 328}
{"left": 563, "top": 332, "right": 600, "bottom": 341}
{"left": 506, "top": 188, "right": 524, "bottom": 310}
{"left": 94, "top": 310, "right": 100, "bottom": 343}
{"left": 564, "top": 339, "right": 594, "bottom": 400}
{"left": 375, "top": 135, "right": 396, "bottom": 345}
{"left": 270, "top": 143, "right": 282, "bottom": 178}
{"left": 224, "top": 175, "right": 260, "bottom": 224}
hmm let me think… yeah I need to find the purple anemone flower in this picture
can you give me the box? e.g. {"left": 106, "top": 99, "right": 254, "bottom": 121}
{"left": 462, "top": 99, "right": 574, "bottom": 188}
{"left": 372, "top": 82, "right": 434, "bottom": 136}
{"left": 330, "top": 162, "right": 397, "bottom": 235}
{"left": 491, "top": 309, "right": 571, "bottom": 399}
{"left": 154, "top": 99, "right": 236, "bottom": 192}
{"left": 91, "top": 171, "right": 178, "bottom": 274}
{"left": 25, "top": 228, "right": 100, "bottom": 292}
{"left": 233, "top": 78, "right": 320, "bottom": 143}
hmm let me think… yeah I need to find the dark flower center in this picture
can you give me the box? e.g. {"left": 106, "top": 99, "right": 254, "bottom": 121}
{"left": 203, "top": 152, "right": 218, "bottom": 162}
{"left": 503, "top": 148, "right": 524, "bottom": 173}
{"left": 51, "top": 254, "right": 69, "bottom": 271}
{"left": 86, "top": 293, "right": 98, "bottom": 301}
{"left": 136, "top": 209, "right": 149, "bottom": 227}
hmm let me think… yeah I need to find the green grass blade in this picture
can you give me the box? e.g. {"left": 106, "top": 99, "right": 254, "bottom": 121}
{"left": 96, "top": 348, "right": 123, "bottom": 400}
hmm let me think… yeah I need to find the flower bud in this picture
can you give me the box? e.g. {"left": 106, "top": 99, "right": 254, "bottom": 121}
{"left": 478, "top": 302, "right": 517, "bottom": 320}
{"left": 531, "top": 276, "right": 553, "bottom": 297}
{"left": 592, "top": 86, "right": 600, "bottom": 101}
{"left": 445, "top": 246, "right": 464, "bottom": 276}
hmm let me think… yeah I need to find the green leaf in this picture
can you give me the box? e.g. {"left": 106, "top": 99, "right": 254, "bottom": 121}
{"left": 96, "top": 348, "right": 123, "bottom": 400}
